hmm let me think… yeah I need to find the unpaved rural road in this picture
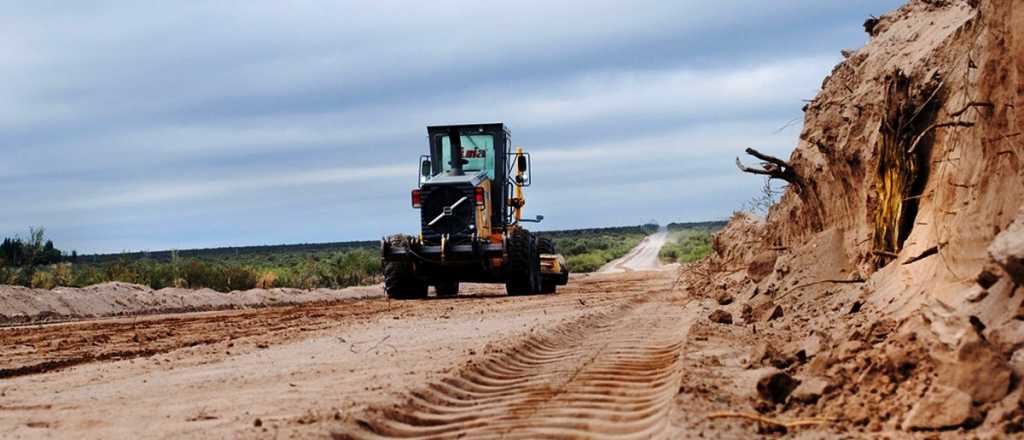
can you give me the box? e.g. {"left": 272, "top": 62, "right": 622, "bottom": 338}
{"left": 0, "top": 239, "right": 765, "bottom": 439}
{"left": 599, "top": 228, "right": 669, "bottom": 273}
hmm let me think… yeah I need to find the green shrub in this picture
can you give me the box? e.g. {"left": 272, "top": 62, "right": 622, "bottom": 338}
{"left": 566, "top": 253, "right": 606, "bottom": 273}
{"left": 52, "top": 263, "right": 74, "bottom": 286}
{"left": 31, "top": 271, "right": 55, "bottom": 289}
{"left": 659, "top": 228, "right": 716, "bottom": 264}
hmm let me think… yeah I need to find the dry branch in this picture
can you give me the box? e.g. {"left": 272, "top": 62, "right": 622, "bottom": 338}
{"left": 735, "top": 148, "right": 804, "bottom": 191}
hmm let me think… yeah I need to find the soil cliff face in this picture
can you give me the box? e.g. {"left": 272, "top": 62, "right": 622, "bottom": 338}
{"left": 701, "top": 0, "right": 1024, "bottom": 434}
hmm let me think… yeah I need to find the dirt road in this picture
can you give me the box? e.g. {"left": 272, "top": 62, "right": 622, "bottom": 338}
{"left": 0, "top": 247, "right": 778, "bottom": 439}
{"left": 599, "top": 228, "right": 669, "bottom": 273}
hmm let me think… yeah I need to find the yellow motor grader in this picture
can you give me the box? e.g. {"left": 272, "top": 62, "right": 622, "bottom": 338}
{"left": 380, "top": 123, "right": 569, "bottom": 299}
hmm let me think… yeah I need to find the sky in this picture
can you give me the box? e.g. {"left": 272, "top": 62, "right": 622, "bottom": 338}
{"left": 1, "top": 1, "right": 904, "bottom": 254}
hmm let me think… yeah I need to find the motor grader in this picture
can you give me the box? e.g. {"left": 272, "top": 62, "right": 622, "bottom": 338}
{"left": 380, "top": 123, "right": 569, "bottom": 299}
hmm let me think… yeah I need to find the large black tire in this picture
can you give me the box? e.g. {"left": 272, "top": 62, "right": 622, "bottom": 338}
{"left": 505, "top": 229, "right": 540, "bottom": 296}
{"left": 384, "top": 261, "right": 428, "bottom": 299}
{"left": 383, "top": 235, "right": 427, "bottom": 300}
{"left": 435, "top": 281, "right": 459, "bottom": 297}
{"left": 537, "top": 237, "right": 558, "bottom": 294}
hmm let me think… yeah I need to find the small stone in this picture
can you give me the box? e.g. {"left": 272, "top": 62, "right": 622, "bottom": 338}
{"left": 747, "top": 342, "right": 773, "bottom": 368}
{"left": 709, "top": 310, "right": 733, "bottom": 324}
{"left": 849, "top": 301, "right": 863, "bottom": 314}
{"left": 716, "top": 293, "right": 734, "bottom": 305}
{"left": 740, "top": 304, "right": 753, "bottom": 323}
{"left": 755, "top": 368, "right": 799, "bottom": 404}
{"left": 790, "top": 376, "right": 830, "bottom": 404}
{"left": 253, "top": 418, "right": 262, "bottom": 427}
{"left": 941, "top": 338, "right": 1012, "bottom": 403}
{"left": 795, "top": 334, "right": 823, "bottom": 359}
{"left": 1007, "top": 349, "right": 1024, "bottom": 378}
{"left": 976, "top": 269, "right": 1000, "bottom": 289}
{"left": 748, "top": 252, "right": 778, "bottom": 282}
{"left": 903, "top": 385, "right": 975, "bottom": 430}
{"left": 767, "top": 305, "right": 784, "bottom": 321}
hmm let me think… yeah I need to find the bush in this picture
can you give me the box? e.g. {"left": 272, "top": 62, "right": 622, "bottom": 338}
{"left": 659, "top": 229, "right": 716, "bottom": 264}
{"left": 31, "top": 271, "right": 55, "bottom": 289}
{"left": 52, "top": 263, "right": 74, "bottom": 286}
{"left": 566, "top": 253, "right": 607, "bottom": 273}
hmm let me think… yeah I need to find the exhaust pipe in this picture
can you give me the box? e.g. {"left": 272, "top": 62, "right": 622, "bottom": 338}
{"left": 447, "top": 127, "right": 465, "bottom": 176}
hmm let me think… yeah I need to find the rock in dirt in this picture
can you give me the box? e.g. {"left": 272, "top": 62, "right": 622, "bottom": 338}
{"left": 747, "top": 342, "right": 776, "bottom": 368}
{"left": 767, "top": 305, "right": 784, "bottom": 321}
{"left": 989, "top": 210, "right": 1024, "bottom": 285}
{"left": 747, "top": 341, "right": 800, "bottom": 369}
{"left": 903, "top": 385, "right": 976, "bottom": 431}
{"left": 747, "top": 251, "right": 778, "bottom": 282}
{"left": 848, "top": 300, "right": 863, "bottom": 314}
{"left": 709, "top": 310, "right": 733, "bottom": 324}
{"left": 716, "top": 292, "right": 734, "bottom": 305}
{"left": 1010, "top": 349, "right": 1024, "bottom": 378}
{"left": 790, "top": 376, "right": 830, "bottom": 404}
{"left": 755, "top": 368, "right": 799, "bottom": 404}
{"left": 976, "top": 268, "right": 1000, "bottom": 289}
{"left": 793, "top": 334, "right": 824, "bottom": 359}
{"left": 940, "top": 337, "right": 1012, "bottom": 403}
{"left": 740, "top": 303, "right": 753, "bottom": 323}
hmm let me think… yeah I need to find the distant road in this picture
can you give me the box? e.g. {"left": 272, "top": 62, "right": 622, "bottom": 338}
{"left": 598, "top": 227, "right": 669, "bottom": 273}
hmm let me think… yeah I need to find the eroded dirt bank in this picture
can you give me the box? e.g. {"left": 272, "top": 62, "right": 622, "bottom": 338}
{"left": 689, "top": 0, "right": 1024, "bottom": 436}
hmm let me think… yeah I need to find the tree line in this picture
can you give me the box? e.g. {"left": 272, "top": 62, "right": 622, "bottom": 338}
{"left": 0, "top": 228, "right": 74, "bottom": 267}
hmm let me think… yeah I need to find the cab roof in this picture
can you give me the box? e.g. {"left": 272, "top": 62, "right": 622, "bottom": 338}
{"left": 426, "top": 123, "right": 510, "bottom": 136}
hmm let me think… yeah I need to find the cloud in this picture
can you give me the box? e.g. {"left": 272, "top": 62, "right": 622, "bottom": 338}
{"left": 0, "top": 0, "right": 905, "bottom": 252}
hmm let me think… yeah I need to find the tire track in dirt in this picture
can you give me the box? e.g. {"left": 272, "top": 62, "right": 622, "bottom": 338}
{"left": 337, "top": 277, "right": 691, "bottom": 439}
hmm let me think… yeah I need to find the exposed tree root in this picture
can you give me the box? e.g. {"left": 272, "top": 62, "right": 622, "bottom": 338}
{"left": 735, "top": 147, "right": 804, "bottom": 191}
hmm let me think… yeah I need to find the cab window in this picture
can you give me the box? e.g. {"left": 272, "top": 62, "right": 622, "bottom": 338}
{"left": 440, "top": 134, "right": 495, "bottom": 179}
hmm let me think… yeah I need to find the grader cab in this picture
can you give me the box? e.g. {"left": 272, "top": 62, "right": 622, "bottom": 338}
{"left": 380, "top": 123, "right": 569, "bottom": 299}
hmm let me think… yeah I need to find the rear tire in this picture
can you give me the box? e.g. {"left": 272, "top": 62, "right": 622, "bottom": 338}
{"left": 505, "top": 229, "right": 540, "bottom": 296}
{"left": 383, "top": 235, "right": 427, "bottom": 300}
{"left": 384, "top": 261, "right": 427, "bottom": 299}
{"left": 435, "top": 282, "right": 459, "bottom": 297}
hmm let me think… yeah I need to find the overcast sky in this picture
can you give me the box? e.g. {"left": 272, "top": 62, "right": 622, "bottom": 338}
{"left": 1, "top": 1, "right": 903, "bottom": 254}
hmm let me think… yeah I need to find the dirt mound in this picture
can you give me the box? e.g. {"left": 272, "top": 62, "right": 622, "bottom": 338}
{"left": 0, "top": 282, "right": 384, "bottom": 326}
{"left": 695, "top": 0, "right": 1023, "bottom": 435}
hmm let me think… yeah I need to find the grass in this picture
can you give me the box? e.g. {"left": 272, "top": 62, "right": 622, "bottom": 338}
{"left": 658, "top": 222, "right": 725, "bottom": 264}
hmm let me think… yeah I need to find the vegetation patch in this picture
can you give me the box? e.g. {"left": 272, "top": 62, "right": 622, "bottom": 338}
{"left": 658, "top": 222, "right": 725, "bottom": 264}
{"left": 538, "top": 225, "right": 654, "bottom": 273}
{"left": 1, "top": 223, "right": 694, "bottom": 290}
